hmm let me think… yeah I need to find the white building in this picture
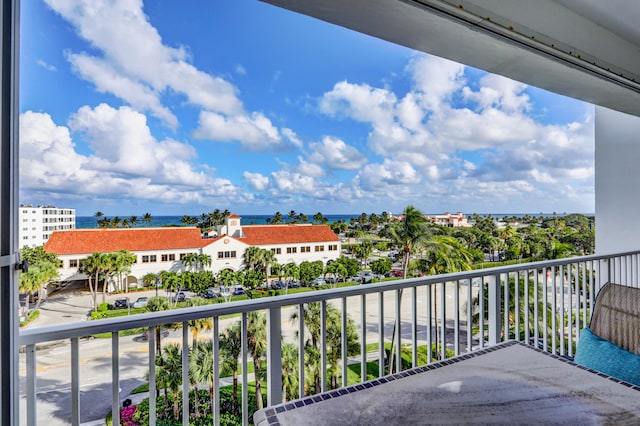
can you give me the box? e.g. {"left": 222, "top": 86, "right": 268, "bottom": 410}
{"left": 19, "top": 205, "right": 76, "bottom": 248}
{"left": 44, "top": 214, "right": 341, "bottom": 285}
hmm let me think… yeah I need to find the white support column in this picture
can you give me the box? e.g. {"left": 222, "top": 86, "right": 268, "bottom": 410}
{"left": 266, "top": 307, "right": 282, "bottom": 405}
{"left": 596, "top": 107, "right": 640, "bottom": 255}
{"left": 487, "top": 275, "right": 502, "bottom": 346}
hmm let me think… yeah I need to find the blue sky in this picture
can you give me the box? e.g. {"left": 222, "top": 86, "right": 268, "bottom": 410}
{"left": 19, "top": 0, "right": 594, "bottom": 216}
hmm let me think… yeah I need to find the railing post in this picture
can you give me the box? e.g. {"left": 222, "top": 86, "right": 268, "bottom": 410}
{"left": 487, "top": 274, "right": 501, "bottom": 345}
{"left": 266, "top": 307, "right": 282, "bottom": 405}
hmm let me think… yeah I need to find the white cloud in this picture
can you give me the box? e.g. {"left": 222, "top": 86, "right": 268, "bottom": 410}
{"left": 307, "top": 136, "right": 367, "bottom": 171}
{"left": 234, "top": 64, "right": 247, "bottom": 75}
{"left": 46, "top": 0, "right": 242, "bottom": 124}
{"left": 243, "top": 171, "right": 269, "bottom": 191}
{"left": 358, "top": 159, "right": 421, "bottom": 190}
{"left": 295, "top": 158, "right": 325, "bottom": 178}
{"left": 36, "top": 59, "right": 57, "bottom": 72}
{"left": 319, "top": 81, "right": 396, "bottom": 127}
{"left": 193, "top": 111, "right": 297, "bottom": 152}
{"left": 46, "top": 0, "right": 298, "bottom": 154}
{"left": 20, "top": 107, "right": 240, "bottom": 205}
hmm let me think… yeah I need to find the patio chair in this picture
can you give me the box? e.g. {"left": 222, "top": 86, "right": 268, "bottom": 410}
{"left": 589, "top": 282, "right": 640, "bottom": 355}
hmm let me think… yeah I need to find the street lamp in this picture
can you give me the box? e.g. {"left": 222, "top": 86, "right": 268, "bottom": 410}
{"left": 155, "top": 275, "right": 161, "bottom": 297}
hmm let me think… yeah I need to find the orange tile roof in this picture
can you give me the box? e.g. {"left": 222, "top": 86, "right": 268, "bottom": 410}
{"left": 240, "top": 224, "right": 339, "bottom": 246}
{"left": 45, "top": 227, "right": 207, "bottom": 255}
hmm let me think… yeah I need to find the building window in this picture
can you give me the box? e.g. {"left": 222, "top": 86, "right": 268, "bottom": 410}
{"left": 69, "top": 259, "right": 78, "bottom": 268}
{"left": 168, "top": 254, "right": 175, "bottom": 261}
{"left": 275, "top": 247, "right": 281, "bottom": 254}
{"left": 217, "top": 251, "right": 236, "bottom": 259}
{"left": 180, "top": 253, "right": 187, "bottom": 260}
{"left": 161, "top": 254, "right": 168, "bottom": 262}
{"left": 315, "top": 245, "right": 325, "bottom": 252}
{"left": 301, "top": 246, "right": 311, "bottom": 253}
{"left": 328, "top": 244, "right": 338, "bottom": 251}
{"left": 142, "top": 255, "right": 150, "bottom": 263}
{"left": 150, "top": 255, "right": 157, "bottom": 262}
{"left": 287, "top": 247, "right": 297, "bottom": 254}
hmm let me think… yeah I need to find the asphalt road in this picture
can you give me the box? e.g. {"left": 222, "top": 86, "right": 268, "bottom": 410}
{"left": 18, "top": 283, "right": 471, "bottom": 425}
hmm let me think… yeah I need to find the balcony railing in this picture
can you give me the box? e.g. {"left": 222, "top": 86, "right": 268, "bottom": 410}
{"left": 18, "top": 251, "right": 640, "bottom": 426}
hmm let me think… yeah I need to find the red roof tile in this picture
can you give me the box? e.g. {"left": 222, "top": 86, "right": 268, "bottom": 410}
{"left": 240, "top": 224, "right": 339, "bottom": 246}
{"left": 45, "top": 227, "right": 206, "bottom": 255}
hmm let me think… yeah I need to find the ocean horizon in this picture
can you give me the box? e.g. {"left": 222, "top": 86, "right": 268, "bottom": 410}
{"left": 75, "top": 212, "right": 592, "bottom": 229}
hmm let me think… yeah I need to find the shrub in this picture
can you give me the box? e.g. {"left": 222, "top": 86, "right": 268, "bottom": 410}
{"left": 90, "top": 311, "right": 107, "bottom": 320}
{"left": 98, "top": 302, "right": 110, "bottom": 312}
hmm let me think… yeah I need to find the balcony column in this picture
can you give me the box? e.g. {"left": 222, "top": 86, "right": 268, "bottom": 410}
{"left": 266, "top": 307, "right": 282, "bottom": 405}
{"left": 0, "top": 0, "right": 20, "bottom": 424}
{"left": 487, "top": 274, "right": 502, "bottom": 345}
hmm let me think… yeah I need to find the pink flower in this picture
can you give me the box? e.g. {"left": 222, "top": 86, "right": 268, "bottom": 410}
{"left": 119, "top": 405, "right": 137, "bottom": 426}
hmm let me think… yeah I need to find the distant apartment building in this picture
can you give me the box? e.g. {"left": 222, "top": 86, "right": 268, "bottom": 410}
{"left": 426, "top": 212, "right": 469, "bottom": 227}
{"left": 44, "top": 214, "right": 341, "bottom": 287}
{"left": 19, "top": 205, "right": 76, "bottom": 248}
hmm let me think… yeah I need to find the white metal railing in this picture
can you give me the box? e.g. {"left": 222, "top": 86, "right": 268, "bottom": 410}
{"left": 18, "top": 251, "right": 640, "bottom": 426}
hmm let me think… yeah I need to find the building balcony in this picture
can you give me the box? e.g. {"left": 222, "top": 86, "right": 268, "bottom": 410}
{"left": 18, "top": 251, "right": 640, "bottom": 425}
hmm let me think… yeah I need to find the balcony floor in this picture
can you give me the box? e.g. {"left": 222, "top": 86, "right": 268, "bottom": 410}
{"left": 256, "top": 342, "right": 640, "bottom": 425}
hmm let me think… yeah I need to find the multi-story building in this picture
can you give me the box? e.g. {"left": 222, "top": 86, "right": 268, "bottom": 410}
{"left": 19, "top": 205, "right": 76, "bottom": 248}
{"left": 426, "top": 212, "right": 469, "bottom": 227}
{"left": 44, "top": 214, "right": 341, "bottom": 287}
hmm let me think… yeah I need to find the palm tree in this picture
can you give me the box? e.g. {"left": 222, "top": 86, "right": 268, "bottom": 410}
{"left": 417, "top": 235, "right": 474, "bottom": 357}
{"left": 187, "top": 298, "right": 213, "bottom": 340}
{"left": 467, "top": 276, "right": 557, "bottom": 344}
{"left": 196, "top": 253, "right": 212, "bottom": 271}
{"left": 181, "top": 253, "right": 197, "bottom": 272}
{"left": 247, "top": 311, "right": 267, "bottom": 410}
{"left": 143, "top": 212, "right": 153, "bottom": 226}
{"left": 290, "top": 303, "right": 359, "bottom": 393}
{"left": 129, "top": 215, "right": 138, "bottom": 227}
{"left": 220, "top": 322, "right": 242, "bottom": 413}
{"left": 272, "top": 211, "right": 283, "bottom": 224}
{"left": 243, "top": 246, "right": 263, "bottom": 271}
{"left": 281, "top": 343, "right": 299, "bottom": 402}
{"left": 146, "top": 296, "right": 170, "bottom": 363}
{"left": 189, "top": 340, "right": 213, "bottom": 418}
{"left": 19, "top": 261, "right": 58, "bottom": 311}
{"left": 156, "top": 343, "right": 183, "bottom": 420}
{"left": 387, "top": 205, "right": 430, "bottom": 371}
{"left": 81, "top": 252, "right": 110, "bottom": 310}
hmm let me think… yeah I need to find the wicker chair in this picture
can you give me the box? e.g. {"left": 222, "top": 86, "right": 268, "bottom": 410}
{"left": 589, "top": 282, "right": 640, "bottom": 355}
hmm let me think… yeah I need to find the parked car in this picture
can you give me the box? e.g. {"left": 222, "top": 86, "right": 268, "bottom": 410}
{"left": 270, "top": 280, "right": 285, "bottom": 290}
{"left": 360, "top": 271, "right": 374, "bottom": 284}
{"left": 113, "top": 298, "right": 128, "bottom": 309}
{"left": 310, "top": 278, "right": 326, "bottom": 287}
{"left": 134, "top": 328, "right": 170, "bottom": 342}
{"left": 232, "top": 286, "right": 246, "bottom": 295}
{"left": 203, "top": 288, "right": 219, "bottom": 299}
{"left": 173, "top": 291, "right": 187, "bottom": 303}
{"left": 287, "top": 280, "right": 300, "bottom": 288}
{"left": 131, "top": 297, "right": 148, "bottom": 308}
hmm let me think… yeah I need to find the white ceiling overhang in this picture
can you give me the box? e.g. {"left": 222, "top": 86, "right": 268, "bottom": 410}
{"left": 262, "top": 0, "right": 640, "bottom": 117}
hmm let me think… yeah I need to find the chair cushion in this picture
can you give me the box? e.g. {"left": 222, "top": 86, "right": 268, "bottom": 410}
{"left": 575, "top": 328, "right": 640, "bottom": 386}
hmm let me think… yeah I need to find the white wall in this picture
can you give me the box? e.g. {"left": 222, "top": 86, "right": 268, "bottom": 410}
{"left": 595, "top": 106, "right": 640, "bottom": 254}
